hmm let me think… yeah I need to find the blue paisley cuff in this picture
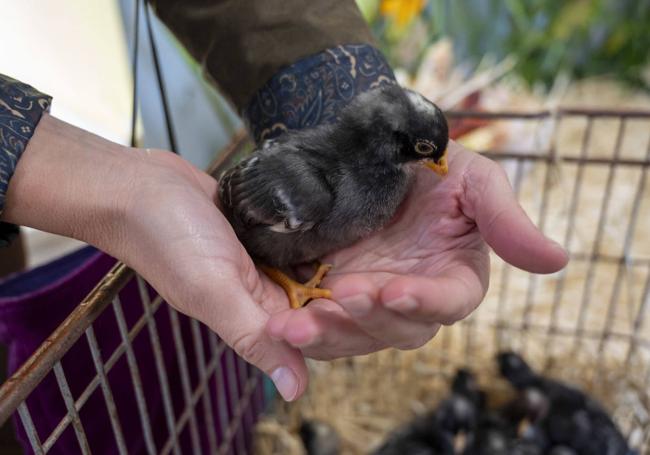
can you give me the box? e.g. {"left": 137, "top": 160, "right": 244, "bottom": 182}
{"left": 244, "top": 44, "right": 396, "bottom": 144}
{"left": 0, "top": 74, "right": 52, "bottom": 247}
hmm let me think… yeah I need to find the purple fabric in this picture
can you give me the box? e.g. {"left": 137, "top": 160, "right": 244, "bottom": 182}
{"left": 0, "top": 247, "right": 264, "bottom": 454}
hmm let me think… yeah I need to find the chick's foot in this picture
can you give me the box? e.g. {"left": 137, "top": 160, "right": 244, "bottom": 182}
{"left": 261, "top": 263, "right": 333, "bottom": 309}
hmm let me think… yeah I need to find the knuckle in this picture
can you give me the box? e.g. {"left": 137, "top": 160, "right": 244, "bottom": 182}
{"left": 231, "top": 332, "right": 268, "bottom": 368}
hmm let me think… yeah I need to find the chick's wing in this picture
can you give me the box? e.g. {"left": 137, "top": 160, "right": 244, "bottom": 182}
{"left": 219, "top": 144, "right": 333, "bottom": 233}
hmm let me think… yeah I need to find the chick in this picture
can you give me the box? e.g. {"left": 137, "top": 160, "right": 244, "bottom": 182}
{"left": 547, "top": 446, "right": 578, "bottom": 455}
{"left": 435, "top": 369, "right": 485, "bottom": 453}
{"left": 371, "top": 415, "right": 454, "bottom": 455}
{"left": 501, "top": 385, "right": 550, "bottom": 451}
{"left": 219, "top": 84, "right": 449, "bottom": 308}
{"left": 463, "top": 412, "right": 512, "bottom": 455}
{"left": 373, "top": 369, "right": 481, "bottom": 455}
{"left": 298, "top": 419, "right": 341, "bottom": 455}
{"left": 497, "top": 352, "right": 632, "bottom": 455}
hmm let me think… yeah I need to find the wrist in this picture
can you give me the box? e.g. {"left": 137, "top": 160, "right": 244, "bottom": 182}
{"left": 244, "top": 44, "right": 396, "bottom": 144}
{"left": 1, "top": 113, "right": 137, "bottom": 256}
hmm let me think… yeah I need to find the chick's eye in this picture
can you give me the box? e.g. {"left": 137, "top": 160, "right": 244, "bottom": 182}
{"left": 415, "top": 141, "right": 435, "bottom": 156}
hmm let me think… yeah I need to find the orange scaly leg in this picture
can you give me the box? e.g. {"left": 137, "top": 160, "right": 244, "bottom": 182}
{"left": 260, "top": 263, "right": 333, "bottom": 309}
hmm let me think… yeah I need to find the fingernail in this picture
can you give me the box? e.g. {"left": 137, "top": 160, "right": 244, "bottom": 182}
{"left": 339, "top": 295, "right": 373, "bottom": 317}
{"left": 270, "top": 367, "right": 298, "bottom": 401}
{"left": 385, "top": 296, "right": 419, "bottom": 312}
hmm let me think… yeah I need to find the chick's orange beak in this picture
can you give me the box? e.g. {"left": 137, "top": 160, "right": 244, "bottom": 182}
{"left": 424, "top": 149, "right": 448, "bottom": 176}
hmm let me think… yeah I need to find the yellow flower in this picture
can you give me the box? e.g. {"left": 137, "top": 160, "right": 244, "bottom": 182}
{"left": 380, "top": 0, "right": 426, "bottom": 29}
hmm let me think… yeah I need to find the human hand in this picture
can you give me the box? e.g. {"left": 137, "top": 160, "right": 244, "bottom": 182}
{"left": 1, "top": 114, "right": 309, "bottom": 401}
{"left": 265, "top": 140, "right": 568, "bottom": 359}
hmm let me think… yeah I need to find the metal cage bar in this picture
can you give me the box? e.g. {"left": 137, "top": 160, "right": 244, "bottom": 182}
{"left": 85, "top": 325, "right": 129, "bottom": 455}
{"left": 53, "top": 362, "right": 91, "bottom": 454}
{"left": 112, "top": 295, "right": 158, "bottom": 455}
{"left": 17, "top": 402, "right": 44, "bottom": 455}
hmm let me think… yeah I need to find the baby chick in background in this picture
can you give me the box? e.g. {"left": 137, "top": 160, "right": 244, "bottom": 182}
{"left": 497, "top": 352, "right": 635, "bottom": 455}
{"left": 219, "top": 84, "right": 449, "bottom": 308}
{"left": 298, "top": 419, "right": 341, "bottom": 455}
{"left": 435, "top": 369, "right": 485, "bottom": 453}
{"left": 372, "top": 369, "right": 484, "bottom": 455}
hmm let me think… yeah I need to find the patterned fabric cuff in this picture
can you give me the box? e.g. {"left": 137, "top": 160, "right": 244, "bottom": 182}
{"left": 0, "top": 74, "right": 52, "bottom": 246}
{"left": 244, "top": 44, "right": 396, "bottom": 144}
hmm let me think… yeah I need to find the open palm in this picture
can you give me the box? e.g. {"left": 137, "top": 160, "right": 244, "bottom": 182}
{"left": 265, "top": 141, "right": 568, "bottom": 361}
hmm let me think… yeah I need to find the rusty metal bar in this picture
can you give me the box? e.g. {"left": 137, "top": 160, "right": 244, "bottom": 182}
{"left": 137, "top": 276, "right": 181, "bottom": 455}
{"left": 190, "top": 320, "right": 219, "bottom": 454}
{"left": 168, "top": 308, "right": 203, "bottom": 455}
{"left": 159, "top": 382, "right": 209, "bottom": 455}
{"left": 627, "top": 266, "right": 650, "bottom": 368}
{"left": 573, "top": 119, "right": 627, "bottom": 352}
{"left": 217, "top": 374, "right": 260, "bottom": 455}
{"left": 159, "top": 331, "right": 229, "bottom": 455}
{"left": 446, "top": 108, "right": 650, "bottom": 119}
{"left": 490, "top": 318, "right": 650, "bottom": 345}
{"left": 85, "top": 325, "right": 128, "bottom": 455}
{"left": 483, "top": 151, "right": 649, "bottom": 167}
{"left": 43, "top": 294, "right": 165, "bottom": 452}
{"left": 495, "top": 157, "right": 526, "bottom": 351}
{"left": 209, "top": 332, "right": 230, "bottom": 447}
{"left": 17, "top": 402, "right": 44, "bottom": 455}
{"left": 112, "top": 296, "right": 157, "bottom": 455}
{"left": 225, "top": 349, "right": 247, "bottom": 454}
{"left": 568, "top": 253, "right": 650, "bottom": 267}
{"left": 0, "top": 262, "right": 133, "bottom": 426}
{"left": 53, "top": 362, "right": 91, "bottom": 455}
{"left": 544, "top": 117, "right": 594, "bottom": 361}
{"left": 207, "top": 129, "right": 249, "bottom": 176}
{"left": 236, "top": 355, "right": 255, "bottom": 453}
{"left": 598, "top": 139, "right": 650, "bottom": 359}
{"left": 521, "top": 114, "right": 559, "bottom": 355}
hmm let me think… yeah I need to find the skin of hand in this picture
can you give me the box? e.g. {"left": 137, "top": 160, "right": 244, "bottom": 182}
{"left": 2, "top": 115, "right": 567, "bottom": 403}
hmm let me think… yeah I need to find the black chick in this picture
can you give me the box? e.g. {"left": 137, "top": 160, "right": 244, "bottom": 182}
{"left": 299, "top": 419, "right": 341, "bottom": 455}
{"left": 463, "top": 411, "right": 513, "bottom": 455}
{"left": 501, "top": 384, "right": 550, "bottom": 451}
{"left": 435, "top": 369, "right": 485, "bottom": 453}
{"left": 371, "top": 419, "right": 454, "bottom": 455}
{"left": 219, "top": 84, "right": 449, "bottom": 308}
{"left": 372, "top": 369, "right": 482, "bottom": 455}
{"left": 547, "top": 446, "right": 578, "bottom": 455}
{"left": 497, "top": 351, "right": 632, "bottom": 455}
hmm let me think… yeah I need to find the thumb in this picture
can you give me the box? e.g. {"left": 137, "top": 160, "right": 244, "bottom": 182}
{"left": 200, "top": 286, "right": 309, "bottom": 401}
{"left": 470, "top": 159, "right": 568, "bottom": 274}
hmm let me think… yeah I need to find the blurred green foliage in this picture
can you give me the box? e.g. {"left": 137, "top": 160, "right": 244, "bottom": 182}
{"left": 358, "top": 0, "right": 650, "bottom": 91}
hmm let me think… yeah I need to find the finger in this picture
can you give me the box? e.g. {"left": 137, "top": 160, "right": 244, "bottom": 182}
{"left": 466, "top": 156, "right": 568, "bottom": 273}
{"left": 266, "top": 301, "right": 388, "bottom": 359}
{"left": 330, "top": 274, "right": 442, "bottom": 350}
{"left": 378, "top": 269, "right": 486, "bottom": 325}
{"left": 194, "top": 281, "right": 308, "bottom": 402}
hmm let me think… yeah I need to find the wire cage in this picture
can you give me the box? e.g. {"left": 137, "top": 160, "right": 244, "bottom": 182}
{"left": 255, "top": 108, "right": 650, "bottom": 454}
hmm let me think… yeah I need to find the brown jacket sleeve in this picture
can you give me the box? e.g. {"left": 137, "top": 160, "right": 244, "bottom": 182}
{"left": 150, "top": 0, "right": 376, "bottom": 111}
